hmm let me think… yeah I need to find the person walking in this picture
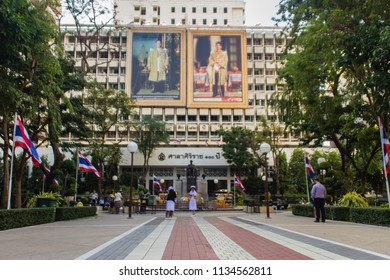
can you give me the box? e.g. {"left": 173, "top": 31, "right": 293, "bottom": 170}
{"left": 311, "top": 178, "right": 327, "bottom": 222}
{"left": 114, "top": 189, "right": 123, "bottom": 214}
{"left": 89, "top": 190, "right": 98, "bottom": 206}
{"left": 166, "top": 186, "right": 176, "bottom": 218}
{"left": 188, "top": 186, "right": 197, "bottom": 215}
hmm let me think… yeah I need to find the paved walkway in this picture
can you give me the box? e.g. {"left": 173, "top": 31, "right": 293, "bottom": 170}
{"left": 0, "top": 210, "right": 389, "bottom": 260}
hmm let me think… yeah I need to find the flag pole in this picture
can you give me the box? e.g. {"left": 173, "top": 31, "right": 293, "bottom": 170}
{"left": 7, "top": 113, "right": 18, "bottom": 209}
{"left": 75, "top": 150, "right": 79, "bottom": 202}
{"left": 378, "top": 117, "right": 390, "bottom": 209}
{"left": 304, "top": 153, "right": 310, "bottom": 203}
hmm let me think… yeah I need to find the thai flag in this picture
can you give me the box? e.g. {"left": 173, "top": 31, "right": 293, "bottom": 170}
{"left": 78, "top": 152, "right": 101, "bottom": 177}
{"left": 234, "top": 175, "right": 246, "bottom": 191}
{"left": 305, "top": 154, "right": 315, "bottom": 179}
{"left": 380, "top": 120, "right": 390, "bottom": 174}
{"left": 43, "top": 165, "right": 59, "bottom": 186}
{"left": 14, "top": 116, "right": 42, "bottom": 167}
{"left": 153, "top": 174, "right": 162, "bottom": 191}
{"left": 172, "top": 138, "right": 181, "bottom": 143}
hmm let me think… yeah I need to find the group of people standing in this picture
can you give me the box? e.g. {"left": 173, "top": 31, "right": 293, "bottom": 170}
{"left": 165, "top": 185, "right": 198, "bottom": 218}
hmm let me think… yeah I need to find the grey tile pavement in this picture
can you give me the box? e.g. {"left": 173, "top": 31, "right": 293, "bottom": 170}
{"left": 0, "top": 209, "right": 389, "bottom": 260}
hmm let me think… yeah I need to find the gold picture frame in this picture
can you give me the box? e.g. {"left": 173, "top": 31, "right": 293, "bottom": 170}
{"left": 126, "top": 27, "right": 186, "bottom": 106}
{"left": 187, "top": 29, "right": 248, "bottom": 108}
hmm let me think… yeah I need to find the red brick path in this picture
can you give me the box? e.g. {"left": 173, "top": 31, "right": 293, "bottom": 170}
{"left": 162, "top": 217, "right": 219, "bottom": 260}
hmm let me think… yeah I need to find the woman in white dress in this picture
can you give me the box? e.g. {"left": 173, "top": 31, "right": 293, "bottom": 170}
{"left": 188, "top": 186, "right": 197, "bottom": 215}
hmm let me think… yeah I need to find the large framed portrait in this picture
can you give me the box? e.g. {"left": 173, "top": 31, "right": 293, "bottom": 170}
{"left": 187, "top": 30, "right": 248, "bottom": 108}
{"left": 126, "top": 28, "right": 186, "bottom": 106}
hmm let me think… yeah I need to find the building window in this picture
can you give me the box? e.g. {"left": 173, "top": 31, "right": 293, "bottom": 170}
{"left": 265, "top": 69, "right": 274, "bottom": 76}
{"left": 233, "top": 115, "right": 242, "bottom": 122}
{"left": 222, "top": 115, "right": 231, "bottom": 122}
{"left": 248, "top": 84, "right": 253, "bottom": 91}
{"left": 134, "top": 6, "right": 140, "bottom": 11}
{"left": 265, "top": 53, "right": 273, "bottom": 60}
{"left": 192, "top": 7, "right": 196, "bottom": 13}
{"left": 224, "top": 7, "right": 228, "bottom": 13}
{"left": 68, "top": 36, "right": 75, "bottom": 43}
{"left": 254, "top": 69, "right": 263, "bottom": 76}
{"left": 181, "top": 18, "right": 186, "bottom": 24}
{"left": 171, "top": 18, "right": 175, "bottom": 24}
{"left": 255, "top": 99, "right": 265, "bottom": 106}
{"left": 188, "top": 115, "right": 197, "bottom": 122}
{"left": 199, "top": 115, "right": 208, "bottom": 122}
{"left": 188, "top": 131, "right": 197, "bottom": 139}
{"left": 203, "top": 7, "right": 207, "bottom": 13}
{"left": 120, "top": 83, "right": 125, "bottom": 90}
{"left": 275, "top": 54, "right": 283, "bottom": 60}
{"left": 255, "top": 84, "right": 264, "bottom": 91}
{"left": 199, "top": 132, "right": 209, "bottom": 138}
{"left": 140, "top": 7, "right": 146, "bottom": 15}
{"left": 192, "top": 19, "right": 196, "bottom": 25}
{"left": 254, "top": 53, "right": 262, "bottom": 60}
{"left": 253, "top": 38, "right": 262, "bottom": 45}
{"left": 122, "top": 37, "right": 127, "bottom": 44}
{"left": 264, "top": 38, "right": 274, "bottom": 45}
{"left": 203, "top": 19, "right": 207, "bottom": 25}
{"left": 266, "top": 85, "right": 274, "bottom": 91}
{"left": 245, "top": 115, "right": 253, "bottom": 122}
{"left": 109, "top": 83, "right": 118, "bottom": 89}
{"left": 247, "top": 53, "right": 253, "bottom": 60}
{"left": 121, "top": 52, "right": 126, "bottom": 59}
{"left": 99, "top": 51, "right": 108, "bottom": 59}
{"left": 247, "top": 69, "right": 253, "bottom": 75}
{"left": 213, "top": 19, "right": 217, "bottom": 25}
{"left": 111, "top": 36, "right": 120, "bottom": 44}
{"left": 182, "top": 7, "right": 186, "bottom": 13}
{"left": 165, "top": 115, "right": 174, "bottom": 122}
{"left": 224, "top": 19, "right": 228, "bottom": 25}
{"left": 210, "top": 115, "right": 219, "bottom": 122}
{"left": 110, "top": 67, "right": 119, "bottom": 75}
{"left": 177, "top": 115, "right": 185, "bottom": 122}
{"left": 213, "top": 7, "right": 217, "bottom": 13}
{"left": 171, "top": 7, "right": 175, "bottom": 13}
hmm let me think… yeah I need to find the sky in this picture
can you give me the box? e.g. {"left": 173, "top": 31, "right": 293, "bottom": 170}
{"left": 244, "top": 0, "right": 281, "bottom": 26}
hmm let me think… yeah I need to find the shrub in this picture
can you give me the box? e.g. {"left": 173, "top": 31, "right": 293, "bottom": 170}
{"left": 337, "top": 191, "right": 368, "bottom": 208}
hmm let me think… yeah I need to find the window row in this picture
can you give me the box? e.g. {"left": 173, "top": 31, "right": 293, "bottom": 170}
{"left": 247, "top": 53, "right": 283, "bottom": 61}
{"left": 66, "top": 36, "right": 127, "bottom": 44}
{"left": 170, "top": 7, "right": 228, "bottom": 13}
{"left": 170, "top": 18, "right": 229, "bottom": 25}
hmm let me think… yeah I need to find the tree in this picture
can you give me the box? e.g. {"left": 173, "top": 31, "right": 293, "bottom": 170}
{"left": 218, "top": 127, "right": 259, "bottom": 176}
{"left": 133, "top": 116, "right": 170, "bottom": 182}
{"left": 274, "top": 0, "right": 389, "bottom": 192}
{"left": 0, "top": 0, "right": 66, "bottom": 208}
{"left": 83, "top": 81, "right": 136, "bottom": 197}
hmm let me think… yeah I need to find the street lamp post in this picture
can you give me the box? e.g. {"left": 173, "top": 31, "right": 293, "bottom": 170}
{"left": 127, "top": 141, "right": 138, "bottom": 219}
{"left": 260, "top": 142, "right": 271, "bottom": 218}
{"left": 317, "top": 157, "right": 326, "bottom": 181}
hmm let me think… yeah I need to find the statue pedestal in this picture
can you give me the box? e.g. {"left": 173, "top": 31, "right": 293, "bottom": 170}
{"left": 175, "top": 179, "right": 208, "bottom": 202}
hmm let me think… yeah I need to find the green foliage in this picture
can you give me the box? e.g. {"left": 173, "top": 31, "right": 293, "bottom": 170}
{"left": 55, "top": 206, "right": 97, "bottom": 221}
{"left": 337, "top": 191, "right": 369, "bottom": 208}
{"left": 26, "top": 192, "right": 61, "bottom": 208}
{"left": 0, "top": 208, "right": 56, "bottom": 231}
{"left": 350, "top": 208, "right": 390, "bottom": 226}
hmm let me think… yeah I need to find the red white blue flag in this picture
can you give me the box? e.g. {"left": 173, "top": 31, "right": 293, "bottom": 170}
{"left": 380, "top": 120, "right": 390, "bottom": 175}
{"left": 153, "top": 174, "right": 162, "bottom": 191}
{"left": 234, "top": 175, "right": 246, "bottom": 191}
{"left": 43, "top": 165, "right": 59, "bottom": 186}
{"left": 14, "top": 116, "right": 42, "bottom": 167}
{"left": 305, "top": 154, "right": 315, "bottom": 179}
{"left": 78, "top": 152, "right": 101, "bottom": 177}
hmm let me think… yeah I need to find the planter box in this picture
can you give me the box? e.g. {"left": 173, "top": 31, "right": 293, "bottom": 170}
{"left": 36, "top": 198, "right": 58, "bottom": 208}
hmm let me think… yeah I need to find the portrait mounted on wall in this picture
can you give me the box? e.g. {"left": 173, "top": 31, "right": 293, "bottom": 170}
{"left": 126, "top": 28, "right": 186, "bottom": 106}
{"left": 187, "top": 30, "right": 248, "bottom": 108}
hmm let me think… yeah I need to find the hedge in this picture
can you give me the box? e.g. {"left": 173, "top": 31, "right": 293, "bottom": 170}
{"left": 0, "top": 208, "right": 56, "bottom": 230}
{"left": 55, "top": 206, "right": 97, "bottom": 221}
{"left": 0, "top": 206, "right": 97, "bottom": 231}
{"left": 292, "top": 204, "right": 390, "bottom": 226}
